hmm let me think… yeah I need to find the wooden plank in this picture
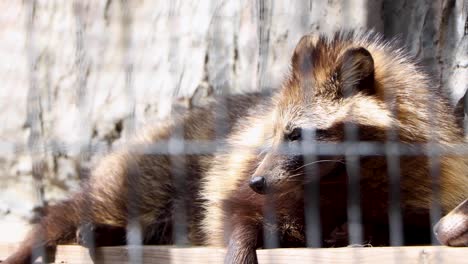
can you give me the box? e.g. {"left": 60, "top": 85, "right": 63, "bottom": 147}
{"left": 1, "top": 244, "right": 467, "bottom": 264}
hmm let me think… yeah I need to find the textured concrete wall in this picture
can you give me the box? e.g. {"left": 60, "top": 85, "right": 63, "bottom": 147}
{"left": 0, "top": 0, "right": 466, "bottom": 241}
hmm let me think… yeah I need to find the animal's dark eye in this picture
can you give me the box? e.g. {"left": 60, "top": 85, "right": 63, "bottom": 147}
{"left": 286, "top": 127, "right": 302, "bottom": 141}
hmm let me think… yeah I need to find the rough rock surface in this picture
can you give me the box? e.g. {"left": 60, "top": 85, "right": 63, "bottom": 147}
{"left": 0, "top": 0, "right": 466, "bottom": 242}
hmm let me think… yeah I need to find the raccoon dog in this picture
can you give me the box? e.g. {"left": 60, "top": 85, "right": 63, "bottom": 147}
{"left": 5, "top": 31, "right": 468, "bottom": 264}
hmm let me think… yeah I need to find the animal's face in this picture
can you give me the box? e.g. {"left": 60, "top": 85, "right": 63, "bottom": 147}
{"left": 249, "top": 33, "right": 394, "bottom": 195}
{"left": 434, "top": 199, "right": 468, "bottom": 246}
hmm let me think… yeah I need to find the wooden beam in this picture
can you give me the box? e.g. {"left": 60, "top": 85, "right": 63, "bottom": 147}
{"left": 1, "top": 244, "right": 467, "bottom": 264}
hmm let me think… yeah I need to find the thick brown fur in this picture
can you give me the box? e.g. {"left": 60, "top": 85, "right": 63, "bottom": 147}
{"left": 4, "top": 31, "right": 468, "bottom": 264}
{"left": 200, "top": 31, "right": 468, "bottom": 262}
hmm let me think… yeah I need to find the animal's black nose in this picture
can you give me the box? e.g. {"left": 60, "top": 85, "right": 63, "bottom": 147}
{"left": 249, "top": 176, "right": 267, "bottom": 194}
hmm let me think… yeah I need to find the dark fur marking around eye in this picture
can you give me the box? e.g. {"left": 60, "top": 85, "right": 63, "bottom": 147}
{"left": 286, "top": 128, "right": 336, "bottom": 142}
{"left": 286, "top": 127, "right": 302, "bottom": 141}
{"left": 315, "top": 129, "right": 334, "bottom": 140}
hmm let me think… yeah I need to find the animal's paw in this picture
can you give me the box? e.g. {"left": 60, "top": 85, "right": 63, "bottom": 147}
{"left": 434, "top": 199, "right": 468, "bottom": 247}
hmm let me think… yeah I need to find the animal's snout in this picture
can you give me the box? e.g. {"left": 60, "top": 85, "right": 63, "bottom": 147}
{"left": 249, "top": 176, "right": 267, "bottom": 194}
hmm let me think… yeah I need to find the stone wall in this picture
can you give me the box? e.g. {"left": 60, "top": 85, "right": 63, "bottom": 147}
{"left": 0, "top": 0, "right": 466, "bottom": 242}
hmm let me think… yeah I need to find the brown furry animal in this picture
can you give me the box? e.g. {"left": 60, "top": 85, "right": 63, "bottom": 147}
{"left": 200, "top": 31, "right": 468, "bottom": 263}
{"left": 4, "top": 31, "right": 468, "bottom": 264}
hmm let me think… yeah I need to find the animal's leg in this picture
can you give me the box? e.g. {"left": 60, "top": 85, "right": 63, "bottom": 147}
{"left": 224, "top": 219, "right": 260, "bottom": 264}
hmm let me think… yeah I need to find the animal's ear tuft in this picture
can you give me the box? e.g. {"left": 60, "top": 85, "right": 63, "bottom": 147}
{"left": 291, "top": 34, "right": 319, "bottom": 80}
{"left": 339, "top": 47, "right": 375, "bottom": 97}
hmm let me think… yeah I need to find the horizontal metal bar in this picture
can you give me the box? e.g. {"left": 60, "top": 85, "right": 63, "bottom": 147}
{"left": 2, "top": 140, "right": 467, "bottom": 156}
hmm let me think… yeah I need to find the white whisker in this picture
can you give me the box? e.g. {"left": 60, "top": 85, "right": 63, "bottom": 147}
{"left": 292, "top": 159, "right": 345, "bottom": 172}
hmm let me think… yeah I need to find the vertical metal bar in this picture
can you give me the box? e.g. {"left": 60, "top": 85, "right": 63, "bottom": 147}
{"left": 25, "top": 0, "right": 42, "bottom": 207}
{"left": 296, "top": 0, "right": 322, "bottom": 251}
{"left": 385, "top": 90, "right": 403, "bottom": 247}
{"left": 120, "top": 0, "right": 141, "bottom": 263}
{"left": 464, "top": 90, "right": 468, "bottom": 136}
{"left": 73, "top": 2, "right": 89, "bottom": 109}
{"left": 341, "top": 45, "right": 363, "bottom": 261}
{"left": 126, "top": 157, "right": 143, "bottom": 264}
{"left": 429, "top": 147, "right": 442, "bottom": 245}
{"left": 426, "top": 90, "right": 442, "bottom": 247}
{"left": 170, "top": 124, "right": 189, "bottom": 245}
{"left": 383, "top": 85, "right": 404, "bottom": 264}
{"left": 424, "top": 86, "right": 443, "bottom": 264}
{"left": 256, "top": 0, "right": 272, "bottom": 93}
{"left": 168, "top": 1, "right": 189, "bottom": 246}
{"left": 345, "top": 122, "right": 363, "bottom": 264}
{"left": 303, "top": 128, "right": 322, "bottom": 248}
{"left": 121, "top": 0, "right": 136, "bottom": 138}
{"left": 24, "top": 0, "right": 47, "bottom": 262}
{"left": 345, "top": 136, "right": 363, "bottom": 246}
{"left": 255, "top": 0, "right": 279, "bottom": 252}
{"left": 263, "top": 192, "right": 280, "bottom": 249}
{"left": 72, "top": 2, "right": 96, "bottom": 260}
{"left": 387, "top": 142, "right": 403, "bottom": 245}
{"left": 209, "top": 0, "right": 229, "bottom": 139}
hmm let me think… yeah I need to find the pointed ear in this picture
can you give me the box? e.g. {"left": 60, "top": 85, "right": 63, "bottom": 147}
{"left": 339, "top": 47, "right": 375, "bottom": 97}
{"left": 291, "top": 34, "right": 319, "bottom": 81}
